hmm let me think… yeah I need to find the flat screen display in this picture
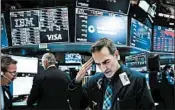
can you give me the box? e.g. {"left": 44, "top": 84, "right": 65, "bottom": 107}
{"left": 76, "top": 0, "right": 130, "bottom": 14}
{"left": 153, "top": 26, "right": 174, "bottom": 52}
{"left": 130, "top": 18, "right": 151, "bottom": 51}
{"left": 10, "top": 56, "right": 38, "bottom": 96}
{"left": 125, "top": 52, "right": 147, "bottom": 72}
{"left": 13, "top": 77, "right": 34, "bottom": 96}
{"left": 65, "top": 53, "right": 82, "bottom": 64}
{"left": 75, "top": 7, "right": 128, "bottom": 45}
{"left": 1, "top": 13, "right": 9, "bottom": 48}
{"left": 10, "top": 7, "right": 69, "bottom": 45}
{"left": 59, "top": 65, "right": 81, "bottom": 72}
{"left": 11, "top": 56, "right": 38, "bottom": 73}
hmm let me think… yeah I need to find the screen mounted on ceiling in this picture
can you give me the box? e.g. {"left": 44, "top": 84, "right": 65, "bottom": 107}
{"left": 10, "top": 7, "right": 69, "bottom": 46}
{"left": 76, "top": 0, "right": 130, "bottom": 14}
{"left": 153, "top": 26, "right": 174, "bottom": 52}
{"left": 130, "top": 18, "right": 152, "bottom": 51}
{"left": 75, "top": 7, "right": 128, "bottom": 45}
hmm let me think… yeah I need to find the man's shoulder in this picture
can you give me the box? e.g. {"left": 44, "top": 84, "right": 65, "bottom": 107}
{"left": 121, "top": 64, "right": 145, "bottom": 80}
{"left": 87, "top": 73, "right": 104, "bottom": 84}
{"left": 91, "top": 73, "right": 104, "bottom": 79}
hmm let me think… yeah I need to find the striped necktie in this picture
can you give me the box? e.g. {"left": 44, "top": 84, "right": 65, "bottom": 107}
{"left": 102, "top": 80, "right": 113, "bottom": 110}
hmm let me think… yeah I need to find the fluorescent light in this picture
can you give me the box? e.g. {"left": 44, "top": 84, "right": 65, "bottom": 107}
{"left": 169, "top": 23, "right": 174, "bottom": 25}
{"left": 170, "top": 15, "right": 175, "bottom": 19}
{"left": 139, "top": 0, "right": 150, "bottom": 12}
{"left": 158, "top": 13, "right": 163, "bottom": 17}
{"left": 164, "top": 14, "right": 170, "bottom": 18}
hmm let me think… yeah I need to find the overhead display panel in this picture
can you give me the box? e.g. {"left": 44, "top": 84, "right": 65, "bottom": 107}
{"left": 10, "top": 7, "right": 69, "bottom": 46}
{"left": 75, "top": 7, "right": 128, "bottom": 45}
{"left": 130, "top": 18, "right": 152, "bottom": 51}
{"left": 153, "top": 26, "right": 174, "bottom": 52}
{"left": 76, "top": 0, "right": 130, "bottom": 15}
{"left": 125, "top": 52, "right": 147, "bottom": 72}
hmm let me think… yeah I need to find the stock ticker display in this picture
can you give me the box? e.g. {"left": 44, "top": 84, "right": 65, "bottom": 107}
{"left": 76, "top": 0, "right": 130, "bottom": 14}
{"left": 130, "top": 18, "right": 152, "bottom": 51}
{"left": 125, "top": 53, "right": 147, "bottom": 72}
{"left": 153, "top": 26, "right": 174, "bottom": 52}
{"left": 10, "top": 7, "right": 69, "bottom": 46}
{"left": 1, "top": 14, "right": 9, "bottom": 48}
{"left": 75, "top": 7, "right": 128, "bottom": 45}
{"left": 65, "top": 53, "right": 82, "bottom": 64}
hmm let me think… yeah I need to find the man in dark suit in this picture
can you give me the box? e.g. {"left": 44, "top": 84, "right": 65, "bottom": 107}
{"left": 27, "top": 53, "right": 70, "bottom": 110}
{"left": 1, "top": 55, "right": 18, "bottom": 110}
{"left": 69, "top": 38, "right": 155, "bottom": 110}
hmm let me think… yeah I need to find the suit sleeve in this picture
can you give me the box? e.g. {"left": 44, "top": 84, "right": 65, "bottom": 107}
{"left": 138, "top": 77, "right": 156, "bottom": 110}
{"left": 27, "top": 74, "right": 43, "bottom": 106}
{"left": 68, "top": 78, "right": 92, "bottom": 110}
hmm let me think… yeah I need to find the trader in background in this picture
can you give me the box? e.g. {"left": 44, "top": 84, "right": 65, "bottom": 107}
{"left": 1, "top": 55, "right": 17, "bottom": 110}
{"left": 162, "top": 65, "right": 174, "bottom": 85}
{"left": 27, "top": 53, "right": 70, "bottom": 110}
{"left": 69, "top": 38, "right": 155, "bottom": 110}
{"left": 159, "top": 65, "right": 174, "bottom": 109}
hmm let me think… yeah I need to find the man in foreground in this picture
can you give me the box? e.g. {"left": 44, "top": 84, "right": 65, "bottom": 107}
{"left": 69, "top": 38, "right": 155, "bottom": 110}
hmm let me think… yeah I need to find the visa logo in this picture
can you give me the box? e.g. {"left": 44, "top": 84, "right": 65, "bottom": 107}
{"left": 46, "top": 34, "right": 62, "bottom": 41}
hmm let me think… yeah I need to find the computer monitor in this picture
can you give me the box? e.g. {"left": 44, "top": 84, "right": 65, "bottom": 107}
{"left": 64, "top": 53, "right": 82, "bottom": 64}
{"left": 125, "top": 52, "right": 147, "bottom": 72}
{"left": 159, "top": 53, "right": 175, "bottom": 65}
{"left": 59, "top": 65, "right": 81, "bottom": 72}
{"left": 10, "top": 56, "right": 38, "bottom": 96}
{"left": 153, "top": 26, "right": 174, "bottom": 52}
{"left": 10, "top": 7, "right": 69, "bottom": 45}
{"left": 130, "top": 18, "right": 152, "bottom": 51}
{"left": 75, "top": 7, "right": 128, "bottom": 45}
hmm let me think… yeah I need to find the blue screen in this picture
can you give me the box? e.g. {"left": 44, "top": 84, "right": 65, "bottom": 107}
{"left": 130, "top": 18, "right": 151, "bottom": 51}
{"left": 65, "top": 53, "right": 82, "bottom": 64}
{"left": 75, "top": 7, "right": 127, "bottom": 45}
{"left": 125, "top": 52, "right": 147, "bottom": 72}
{"left": 1, "top": 14, "right": 8, "bottom": 48}
{"left": 153, "top": 26, "right": 174, "bottom": 52}
{"left": 87, "top": 16, "right": 127, "bottom": 45}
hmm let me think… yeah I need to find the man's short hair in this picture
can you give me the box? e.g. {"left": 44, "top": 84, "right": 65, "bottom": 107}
{"left": 90, "top": 38, "right": 117, "bottom": 55}
{"left": 163, "top": 65, "right": 171, "bottom": 71}
{"left": 42, "top": 53, "right": 57, "bottom": 65}
{"left": 1, "top": 55, "right": 17, "bottom": 72}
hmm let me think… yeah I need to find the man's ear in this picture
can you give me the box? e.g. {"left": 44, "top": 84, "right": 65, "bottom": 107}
{"left": 114, "top": 50, "right": 119, "bottom": 57}
{"left": 114, "top": 50, "right": 120, "bottom": 60}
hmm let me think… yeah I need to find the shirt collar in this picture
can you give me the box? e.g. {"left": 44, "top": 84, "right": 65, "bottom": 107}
{"left": 47, "top": 64, "right": 56, "bottom": 69}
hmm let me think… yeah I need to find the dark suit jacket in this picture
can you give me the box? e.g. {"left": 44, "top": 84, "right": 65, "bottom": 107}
{"left": 2, "top": 86, "right": 13, "bottom": 110}
{"left": 69, "top": 64, "right": 155, "bottom": 110}
{"left": 27, "top": 66, "right": 70, "bottom": 110}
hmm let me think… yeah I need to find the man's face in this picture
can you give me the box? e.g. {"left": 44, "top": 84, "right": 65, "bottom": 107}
{"left": 92, "top": 47, "right": 118, "bottom": 78}
{"left": 2, "top": 64, "right": 17, "bottom": 85}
